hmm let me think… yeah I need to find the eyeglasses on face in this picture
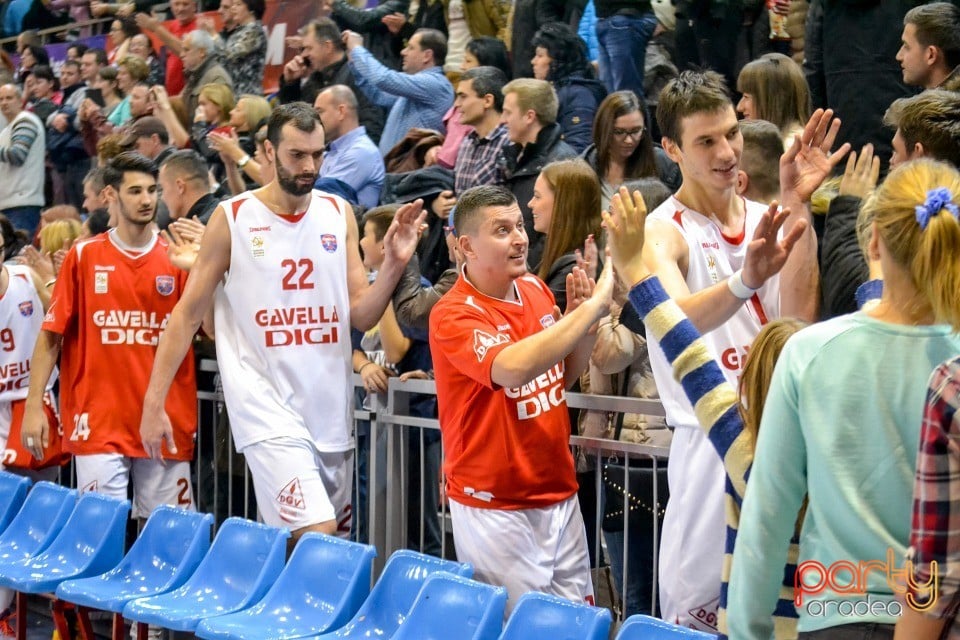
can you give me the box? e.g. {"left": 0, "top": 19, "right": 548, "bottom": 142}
{"left": 613, "top": 126, "right": 645, "bottom": 140}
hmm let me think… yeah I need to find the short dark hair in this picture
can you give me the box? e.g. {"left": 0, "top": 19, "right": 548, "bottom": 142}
{"left": 739, "top": 119, "right": 784, "bottom": 202}
{"left": 237, "top": 0, "right": 265, "bottom": 20}
{"left": 306, "top": 18, "right": 344, "bottom": 52}
{"left": 102, "top": 152, "right": 158, "bottom": 190}
{"left": 85, "top": 209, "right": 110, "bottom": 235}
{"left": 461, "top": 66, "right": 507, "bottom": 112}
{"left": 61, "top": 59, "right": 81, "bottom": 75}
{"left": 267, "top": 102, "right": 323, "bottom": 149}
{"left": 67, "top": 43, "right": 88, "bottom": 58}
{"left": 361, "top": 204, "right": 400, "bottom": 241}
{"left": 657, "top": 70, "right": 733, "bottom": 146}
{"left": 465, "top": 36, "right": 511, "bottom": 79}
{"left": 29, "top": 64, "right": 56, "bottom": 85}
{"left": 884, "top": 89, "right": 960, "bottom": 168}
{"left": 85, "top": 47, "right": 109, "bottom": 67}
{"left": 905, "top": 2, "right": 960, "bottom": 70}
{"left": 415, "top": 28, "right": 447, "bottom": 67}
{"left": 23, "top": 45, "right": 49, "bottom": 67}
{"left": 160, "top": 149, "right": 209, "bottom": 184}
{"left": 454, "top": 185, "right": 517, "bottom": 236}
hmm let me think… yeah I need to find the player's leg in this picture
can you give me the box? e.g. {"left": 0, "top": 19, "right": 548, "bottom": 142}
{"left": 244, "top": 437, "right": 344, "bottom": 548}
{"left": 129, "top": 458, "right": 195, "bottom": 520}
{"left": 546, "top": 494, "right": 596, "bottom": 606}
{"left": 74, "top": 453, "right": 132, "bottom": 499}
{"left": 448, "top": 500, "right": 555, "bottom": 615}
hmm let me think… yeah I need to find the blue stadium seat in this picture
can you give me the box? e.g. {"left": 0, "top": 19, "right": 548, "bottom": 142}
{"left": 391, "top": 573, "right": 506, "bottom": 640}
{"left": 122, "top": 517, "right": 290, "bottom": 633}
{"left": 0, "top": 492, "right": 130, "bottom": 593}
{"left": 56, "top": 506, "right": 214, "bottom": 613}
{"left": 616, "top": 615, "right": 717, "bottom": 639}
{"left": 309, "top": 549, "right": 473, "bottom": 639}
{"left": 499, "top": 591, "right": 612, "bottom": 640}
{"left": 0, "top": 481, "right": 75, "bottom": 570}
{"left": 0, "top": 471, "right": 30, "bottom": 535}
{"left": 194, "top": 532, "right": 376, "bottom": 640}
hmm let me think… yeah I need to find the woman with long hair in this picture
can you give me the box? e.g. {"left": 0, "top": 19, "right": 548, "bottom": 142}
{"left": 461, "top": 36, "right": 511, "bottom": 78}
{"left": 736, "top": 53, "right": 811, "bottom": 146}
{"left": 583, "top": 90, "right": 681, "bottom": 209}
{"left": 530, "top": 22, "right": 607, "bottom": 154}
{"left": 107, "top": 17, "right": 139, "bottom": 66}
{"left": 208, "top": 94, "right": 271, "bottom": 194}
{"left": 529, "top": 158, "right": 603, "bottom": 310}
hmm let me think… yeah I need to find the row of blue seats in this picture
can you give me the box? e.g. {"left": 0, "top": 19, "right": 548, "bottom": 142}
{"left": 0, "top": 471, "right": 714, "bottom": 640}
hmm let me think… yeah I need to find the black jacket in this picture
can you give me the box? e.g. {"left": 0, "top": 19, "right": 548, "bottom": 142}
{"left": 333, "top": 0, "right": 408, "bottom": 71}
{"left": 555, "top": 74, "right": 607, "bottom": 154}
{"left": 498, "top": 123, "right": 577, "bottom": 268}
{"left": 278, "top": 55, "right": 385, "bottom": 145}
{"left": 819, "top": 195, "right": 869, "bottom": 319}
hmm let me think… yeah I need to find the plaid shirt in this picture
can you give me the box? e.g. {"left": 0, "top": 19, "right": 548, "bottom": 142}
{"left": 454, "top": 124, "right": 510, "bottom": 195}
{"left": 910, "top": 355, "right": 960, "bottom": 632}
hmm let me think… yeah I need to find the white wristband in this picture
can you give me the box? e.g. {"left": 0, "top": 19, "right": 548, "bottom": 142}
{"left": 727, "top": 269, "right": 759, "bottom": 300}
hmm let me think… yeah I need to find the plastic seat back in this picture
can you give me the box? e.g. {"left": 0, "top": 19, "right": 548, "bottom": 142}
{"left": 319, "top": 549, "right": 472, "bottom": 638}
{"left": 0, "top": 471, "right": 30, "bottom": 535}
{"left": 0, "top": 492, "right": 130, "bottom": 593}
{"left": 56, "top": 506, "right": 215, "bottom": 612}
{"left": 122, "top": 517, "right": 290, "bottom": 632}
{"left": 391, "top": 572, "right": 506, "bottom": 640}
{"left": 0, "top": 481, "right": 76, "bottom": 565}
{"left": 194, "top": 532, "right": 376, "bottom": 640}
{"left": 499, "top": 592, "right": 612, "bottom": 640}
{"left": 616, "top": 615, "right": 717, "bottom": 639}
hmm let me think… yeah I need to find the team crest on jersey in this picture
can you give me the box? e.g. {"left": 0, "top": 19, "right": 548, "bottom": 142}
{"left": 321, "top": 234, "right": 338, "bottom": 253}
{"left": 539, "top": 314, "right": 555, "bottom": 328}
{"left": 156, "top": 276, "right": 175, "bottom": 296}
{"left": 251, "top": 235, "right": 265, "bottom": 258}
{"left": 277, "top": 477, "right": 306, "bottom": 524}
{"left": 18, "top": 301, "right": 33, "bottom": 317}
{"left": 473, "top": 329, "right": 509, "bottom": 362}
{"left": 95, "top": 272, "right": 108, "bottom": 294}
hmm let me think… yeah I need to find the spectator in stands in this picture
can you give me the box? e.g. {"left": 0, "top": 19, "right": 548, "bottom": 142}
{"left": 886, "top": 90, "right": 960, "bottom": 170}
{"left": 897, "top": 2, "right": 960, "bottom": 91}
{"left": 222, "top": 0, "right": 267, "bottom": 96}
{"left": 159, "top": 149, "right": 218, "bottom": 223}
{"left": 673, "top": 0, "right": 743, "bottom": 92}
{"left": 23, "top": 66, "right": 60, "bottom": 123}
{"left": 16, "top": 45, "right": 49, "bottom": 84}
{"left": 728, "top": 158, "right": 960, "bottom": 639}
{"left": 107, "top": 17, "right": 139, "bottom": 65}
{"left": 129, "top": 34, "right": 165, "bottom": 87}
{"left": 136, "top": 0, "right": 199, "bottom": 95}
{"left": 80, "top": 49, "right": 107, "bottom": 89}
{"left": 530, "top": 23, "right": 606, "bottom": 154}
{"left": 178, "top": 30, "right": 233, "bottom": 119}
{"left": 453, "top": 66, "right": 509, "bottom": 195}
{"left": 595, "top": 0, "right": 658, "bottom": 99}
{"left": 280, "top": 18, "right": 385, "bottom": 144}
{"left": 207, "top": 94, "right": 270, "bottom": 193}
{"left": 47, "top": 60, "right": 89, "bottom": 209}
{"left": 79, "top": 67, "right": 123, "bottom": 158}
{"left": 215, "top": 0, "right": 238, "bottom": 39}
{"left": 582, "top": 90, "right": 681, "bottom": 211}
{"left": 155, "top": 82, "right": 233, "bottom": 182}
{"left": 120, "top": 116, "right": 176, "bottom": 166}
{"left": 110, "top": 56, "right": 151, "bottom": 127}
{"left": 461, "top": 36, "right": 511, "bottom": 78}
{"left": 81, "top": 167, "right": 109, "bottom": 217}
{"left": 66, "top": 43, "right": 88, "bottom": 63}
{"left": 332, "top": 0, "right": 408, "bottom": 71}
{"left": 498, "top": 78, "right": 577, "bottom": 270}
{"left": 313, "top": 85, "right": 384, "bottom": 210}
{"left": 79, "top": 210, "right": 110, "bottom": 239}
{"left": 530, "top": 158, "right": 603, "bottom": 309}
{"left": 736, "top": 119, "right": 784, "bottom": 204}
{"left": 0, "top": 84, "right": 46, "bottom": 238}
{"left": 345, "top": 27, "right": 453, "bottom": 155}
{"left": 737, "top": 53, "right": 811, "bottom": 146}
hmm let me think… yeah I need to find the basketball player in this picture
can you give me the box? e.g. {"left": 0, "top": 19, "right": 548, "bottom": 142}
{"left": 22, "top": 152, "right": 197, "bottom": 519}
{"left": 139, "top": 103, "right": 426, "bottom": 543}
{"left": 644, "top": 71, "right": 848, "bottom": 631}
{"left": 429, "top": 185, "right": 613, "bottom": 614}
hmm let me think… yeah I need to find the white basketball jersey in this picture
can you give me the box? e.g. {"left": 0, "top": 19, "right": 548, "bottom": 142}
{"left": 214, "top": 191, "right": 353, "bottom": 452}
{"left": 646, "top": 196, "right": 780, "bottom": 430}
{"left": 0, "top": 265, "right": 56, "bottom": 403}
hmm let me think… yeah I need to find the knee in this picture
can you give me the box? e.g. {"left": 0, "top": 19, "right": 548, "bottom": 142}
{"left": 291, "top": 519, "right": 338, "bottom": 541}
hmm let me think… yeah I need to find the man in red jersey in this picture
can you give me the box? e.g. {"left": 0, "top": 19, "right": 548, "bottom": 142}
{"left": 429, "top": 184, "right": 613, "bottom": 613}
{"left": 22, "top": 152, "right": 197, "bottom": 520}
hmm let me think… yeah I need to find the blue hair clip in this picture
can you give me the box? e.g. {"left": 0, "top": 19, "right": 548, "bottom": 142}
{"left": 916, "top": 187, "right": 960, "bottom": 230}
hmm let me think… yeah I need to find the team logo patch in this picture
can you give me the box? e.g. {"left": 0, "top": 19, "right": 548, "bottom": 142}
{"left": 321, "top": 234, "right": 338, "bottom": 253}
{"left": 277, "top": 477, "right": 307, "bottom": 524}
{"left": 539, "top": 314, "right": 555, "bottom": 328}
{"left": 473, "top": 329, "right": 510, "bottom": 362}
{"left": 251, "top": 235, "right": 265, "bottom": 258}
{"left": 18, "top": 301, "right": 33, "bottom": 317}
{"left": 95, "top": 272, "right": 108, "bottom": 294}
{"left": 156, "top": 275, "right": 175, "bottom": 296}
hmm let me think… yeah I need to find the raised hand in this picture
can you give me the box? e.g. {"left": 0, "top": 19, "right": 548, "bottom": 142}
{"left": 781, "top": 108, "right": 852, "bottom": 203}
{"left": 574, "top": 233, "right": 598, "bottom": 280}
{"left": 741, "top": 201, "right": 809, "bottom": 289}
{"left": 163, "top": 223, "right": 202, "bottom": 272}
{"left": 18, "top": 245, "right": 54, "bottom": 282}
{"left": 564, "top": 266, "right": 595, "bottom": 315}
{"left": 383, "top": 199, "right": 427, "bottom": 266}
{"left": 839, "top": 143, "right": 880, "bottom": 200}
{"left": 602, "top": 186, "right": 650, "bottom": 286}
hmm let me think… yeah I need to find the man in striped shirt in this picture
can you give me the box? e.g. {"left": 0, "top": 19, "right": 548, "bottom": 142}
{"left": 0, "top": 84, "right": 45, "bottom": 238}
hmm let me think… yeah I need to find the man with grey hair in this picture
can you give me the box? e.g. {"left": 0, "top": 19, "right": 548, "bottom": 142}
{"left": 178, "top": 30, "right": 232, "bottom": 118}
{"left": 0, "top": 84, "right": 45, "bottom": 237}
{"left": 313, "top": 84, "right": 384, "bottom": 209}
